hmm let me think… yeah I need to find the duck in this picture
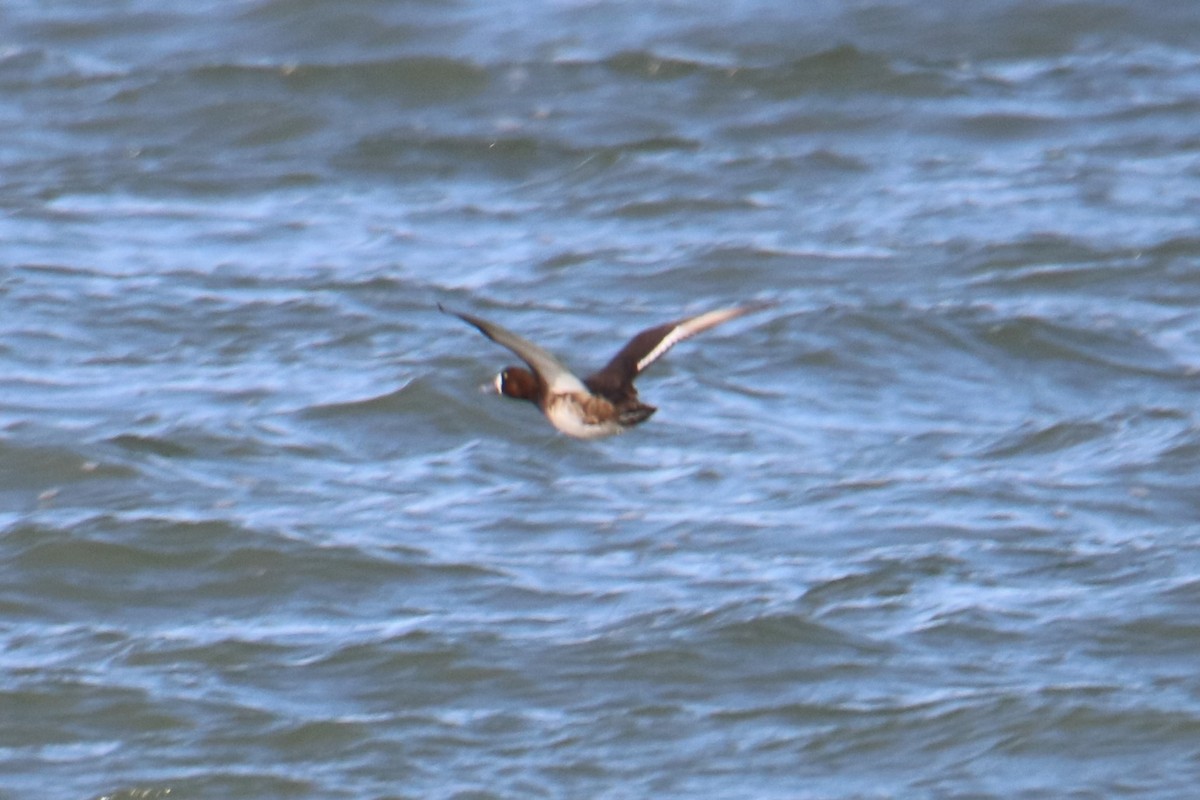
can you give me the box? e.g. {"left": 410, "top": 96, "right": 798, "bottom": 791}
{"left": 440, "top": 301, "right": 770, "bottom": 438}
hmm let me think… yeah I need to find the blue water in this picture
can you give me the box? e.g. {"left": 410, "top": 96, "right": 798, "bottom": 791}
{"left": 3, "top": 2, "right": 1200, "bottom": 798}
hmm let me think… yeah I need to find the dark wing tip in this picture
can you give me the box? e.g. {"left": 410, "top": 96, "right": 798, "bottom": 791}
{"left": 439, "top": 302, "right": 486, "bottom": 331}
{"left": 439, "top": 302, "right": 492, "bottom": 342}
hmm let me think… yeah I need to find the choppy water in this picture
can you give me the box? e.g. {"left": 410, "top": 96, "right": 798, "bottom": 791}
{"left": 4, "top": 2, "right": 1200, "bottom": 798}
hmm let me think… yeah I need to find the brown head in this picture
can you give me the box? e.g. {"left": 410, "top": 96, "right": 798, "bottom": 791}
{"left": 493, "top": 366, "right": 540, "bottom": 404}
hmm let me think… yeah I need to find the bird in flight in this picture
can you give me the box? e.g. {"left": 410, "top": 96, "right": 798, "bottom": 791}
{"left": 441, "top": 301, "right": 771, "bottom": 438}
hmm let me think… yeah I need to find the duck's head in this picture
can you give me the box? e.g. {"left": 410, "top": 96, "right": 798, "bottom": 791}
{"left": 494, "top": 366, "right": 539, "bottom": 403}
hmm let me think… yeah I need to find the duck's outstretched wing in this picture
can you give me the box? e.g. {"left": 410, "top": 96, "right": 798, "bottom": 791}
{"left": 440, "top": 304, "right": 589, "bottom": 394}
{"left": 586, "top": 302, "right": 773, "bottom": 399}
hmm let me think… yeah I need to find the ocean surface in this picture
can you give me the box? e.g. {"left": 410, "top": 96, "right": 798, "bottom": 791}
{"left": 3, "top": 2, "right": 1200, "bottom": 798}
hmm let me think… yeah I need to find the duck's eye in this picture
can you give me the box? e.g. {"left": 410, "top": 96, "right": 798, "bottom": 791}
{"left": 493, "top": 371, "right": 505, "bottom": 395}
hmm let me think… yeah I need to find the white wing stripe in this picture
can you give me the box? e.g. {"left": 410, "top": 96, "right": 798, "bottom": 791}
{"left": 634, "top": 307, "right": 750, "bottom": 373}
{"left": 635, "top": 325, "right": 690, "bottom": 373}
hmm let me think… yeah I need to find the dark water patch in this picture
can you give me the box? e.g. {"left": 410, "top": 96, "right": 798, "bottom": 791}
{"left": 5, "top": 514, "right": 254, "bottom": 568}
{"left": 108, "top": 433, "right": 192, "bottom": 459}
{"left": 911, "top": 605, "right": 1036, "bottom": 645}
{"left": 978, "top": 314, "right": 1185, "bottom": 379}
{"left": 352, "top": 646, "right": 530, "bottom": 707}
{"left": 262, "top": 717, "right": 376, "bottom": 761}
{"left": 1143, "top": 237, "right": 1200, "bottom": 305}
{"left": 802, "top": 565, "right": 914, "bottom": 611}
{"left": 554, "top": 639, "right": 715, "bottom": 691}
{"left": 1155, "top": 427, "right": 1200, "bottom": 472}
{"left": 535, "top": 248, "right": 611, "bottom": 273}
{"left": 3, "top": 516, "right": 312, "bottom": 610}
{"left": 87, "top": 69, "right": 324, "bottom": 145}
{"left": 1163, "top": 577, "right": 1200, "bottom": 605}
{"left": 980, "top": 418, "right": 1112, "bottom": 460}
{"left": 0, "top": 440, "right": 132, "bottom": 490}
{"left": 10, "top": 7, "right": 184, "bottom": 48}
{"left": 802, "top": 147, "right": 872, "bottom": 173}
{"left": 708, "top": 696, "right": 880, "bottom": 727}
{"left": 345, "top": 129, "right": 695, "bottom": 180}
{"left": 234, "top": 0, "right": 446, "bottom": 54}
{"left": 189, "top": 56, "right": 490, "bottom": 105}
{"left": 106, "top": 425, "right": 280, "bottom": 462}
{"left": 980, "top": 3, "right": 1135, "bottom": 59}
{"left": 810, "top": 553, "right": 965, "bottom": 604}
{"left": 843, "top": 2, "right": 1151, "bottom": 62}
{"left": 953, "top": 111, "right": 1066, "bottom": 140}
{"left": 991, "top": 690, "right": 1200, "bottom": 763}
{"left": 706, "top": 610, "right": 876, "bottom": 658}
{"left": 1147, "top": 234, "right": 1200, "bottom": 262}
{"left": 0, "top": 512, "right": 499, "bottom": 635}
{"left": 296, "top": 627, "right": 462, "bottom": 679}
{"left": 962, "top": 232, "right": 1107, "bottom": 270}
{"left": 347, "top": 131, "right": 578, "bottom": 180}
{"left": 729, "top": 44, "right": 961, "bottom": 99}
{"left": 961, "top": 233, "right": 1149, "bottom": 289}
{"left": 602, "top": 50, "right": 709, "bottom": 81}
{"left": 1096, "top": 616, "right": 1200, "bottom": 659}
{"left": 610, "top": 195, "right": 760, "bottom": 220}
{"left": 1104, "top": 96, "right": 1200, "bottom": 129}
